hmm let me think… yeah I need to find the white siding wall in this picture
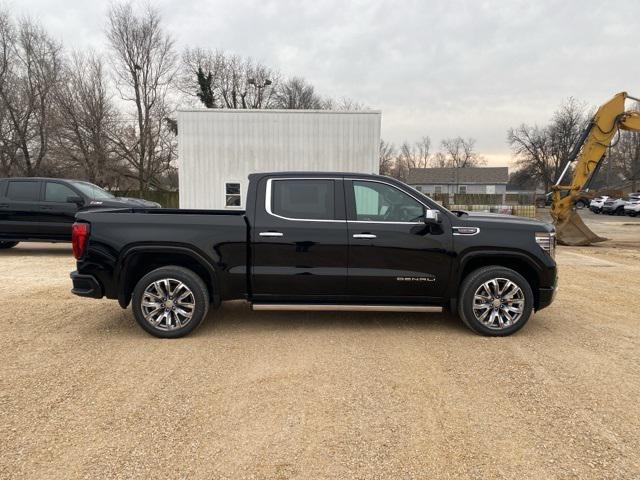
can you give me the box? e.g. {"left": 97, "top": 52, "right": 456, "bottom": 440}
{"left": 178, "top": 109, "right": 381, "bottom": 209}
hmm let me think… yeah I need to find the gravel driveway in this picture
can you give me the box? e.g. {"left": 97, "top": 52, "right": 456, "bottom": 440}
{"left": 1, "top": 236, "right": 639, "bottom": 479}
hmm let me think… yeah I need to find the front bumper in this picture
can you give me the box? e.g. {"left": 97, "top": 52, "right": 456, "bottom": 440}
{"left": 70, "top": 271, "right": 103, "bottom": 299}
{"left": 537, "top": 285, "right": 557, "bottom": 310}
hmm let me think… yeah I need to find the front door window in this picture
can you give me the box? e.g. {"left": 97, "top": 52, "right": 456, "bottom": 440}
{"left": 352, "top": 181, "right": 424, "bottom": 222}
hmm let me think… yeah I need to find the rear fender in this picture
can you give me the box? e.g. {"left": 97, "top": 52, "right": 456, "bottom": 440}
{"left": 115, "top": 245, "right": 220, "bottom": 308}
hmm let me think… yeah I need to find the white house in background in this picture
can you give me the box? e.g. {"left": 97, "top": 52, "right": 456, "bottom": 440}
{"left": 177, "top": 109, "right": 381, "bottom": 209}
{"left": 407, "top": 167, "right": 509, "bottom": 196}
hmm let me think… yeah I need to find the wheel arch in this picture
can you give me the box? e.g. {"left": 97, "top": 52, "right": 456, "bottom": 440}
{"left": 116, "top": 245, "right": 220, "bottom": 309}
{"left": 455, "top": 251, "right": 544, "bottom": 310}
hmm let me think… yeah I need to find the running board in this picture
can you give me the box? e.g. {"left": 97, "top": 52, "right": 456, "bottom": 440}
{"left": 251, "top": 304, "right": 443, "bottom": 313}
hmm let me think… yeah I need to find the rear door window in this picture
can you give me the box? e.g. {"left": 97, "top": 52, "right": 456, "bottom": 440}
{"left": 270, "top": 179, "right": 335, "bottom": 220}
{"left": 45, "top": 182, "right": 77, "bottom": 203}
{"left": 7, "top": 181, "right": 41, "bottom": 201}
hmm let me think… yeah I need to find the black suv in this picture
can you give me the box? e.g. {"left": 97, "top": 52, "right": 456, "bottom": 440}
{"left": 0, "top": 177, "right": 160, "bottom": 248}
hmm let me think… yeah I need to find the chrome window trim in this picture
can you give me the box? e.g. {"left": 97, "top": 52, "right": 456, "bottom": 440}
{"left": 264, "top": 176, "right": 441, "bottom": 225}
{"left": 347, "top": 220, "right": 424, "bottom": 225}
{"left": 265, "top": 178, "right": 345, "bottom": 223}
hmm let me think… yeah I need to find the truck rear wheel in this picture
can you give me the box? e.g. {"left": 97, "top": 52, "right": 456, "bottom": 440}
{"left": 458, "top": 266, "right": 534, "bottom": 336}
{"left": 0, "top": 241, "right": 18, "bottom": 249}
{"left": 131, "top": 266, "right": 210, "bottom": 338}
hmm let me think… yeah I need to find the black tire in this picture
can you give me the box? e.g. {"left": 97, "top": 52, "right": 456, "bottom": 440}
{"left": 131, "top": 266, "right": 210, "bottom": 338}
{"left": 458, "top": 266, "right": 534, "bottom": 336}
{"left": 616, "top": 206, "right": 625, "bottom": 216}
{"left": 0, "top": 241, "right": 18, "bottom": 249}
{"left": 575, "top": 200, "right": 586, "bottom": 209}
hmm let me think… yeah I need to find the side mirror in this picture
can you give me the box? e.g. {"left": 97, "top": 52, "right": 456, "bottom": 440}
{"left": 424, "top": 209, "right": 441, "bottom": 225}
{"left": 67, "top": 196, "right": 84, "bottom": 206}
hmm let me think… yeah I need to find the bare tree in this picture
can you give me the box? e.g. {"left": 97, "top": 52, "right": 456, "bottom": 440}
{"left": 273, "top": 77, "right": 323, "bottom": 109}
{"left": 181, "top": 48, "right": 279, "bottom": 109}
{"left": 508, "top": 98, "right": 588, "bottom": 191}
{"left": 378, "top": 139, "right": 396, "bottom": 177}
{"left": 386, "top": 136, "right": 432, "bottom": 181}
{"left": 107, "top": 2, "right": 177, "bottom": 193}
{"left": 439, "top": 137, "right": 485, "bottom": 168}
{"left": 53, "top": 51, "right": 119, "bottom": 185}
{"left": 608, "top": 129, "right": 640, "bottom": 192}
{"left": 0, "top": 12, "right": 62, "bottom": 176}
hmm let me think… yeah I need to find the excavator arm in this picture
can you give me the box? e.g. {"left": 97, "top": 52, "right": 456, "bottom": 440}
{"left": 551, "top": 92, "right": 640, "bottom": 245}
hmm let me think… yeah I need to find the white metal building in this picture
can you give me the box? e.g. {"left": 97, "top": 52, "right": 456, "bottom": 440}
{"left": 177, "top": 109, "right": 381, "bottom": 209}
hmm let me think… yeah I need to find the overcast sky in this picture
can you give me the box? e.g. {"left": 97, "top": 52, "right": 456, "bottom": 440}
{"left": 13, "top": 0, "right": 640, "bottom": 165}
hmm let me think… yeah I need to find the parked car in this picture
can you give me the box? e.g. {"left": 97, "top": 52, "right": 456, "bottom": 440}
{"left": 602, "top": 197, "right": 628, "bottom": 215}
{"left": 536, "top": 192, "right": 590, "bottom": 209}
{"left": 0, "top": 177, "right": 161, "bottom": 248}
{"left": 624, "top": 197, "right": 640, "bottom": 217}
{"left": 574, "top": 195, "right": 591, "bottom": 209}
{"left": 589, "top": 196, "right": 609, "bottom": 214}
{"left": 70, "top": 172, "right": 558, "bottom": 338}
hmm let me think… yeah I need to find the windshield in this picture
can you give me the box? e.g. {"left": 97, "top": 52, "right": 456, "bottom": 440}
{"left": 71, "top": 181, "right": 115, "bottom": 200}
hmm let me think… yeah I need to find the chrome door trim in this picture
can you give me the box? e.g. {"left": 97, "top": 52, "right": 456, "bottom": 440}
{"left": 259, "top": 232, "right": 284, "bottom": 237}
{"left": 352, "top": 233, "right": 377, "bottom": 239}
{"left": 347, "top": 220, "right": 424, "bottom": 225}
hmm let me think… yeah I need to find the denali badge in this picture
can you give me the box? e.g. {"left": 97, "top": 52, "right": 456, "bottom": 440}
{"left": 397, "top": 276, "right": 436, "bottom": 282}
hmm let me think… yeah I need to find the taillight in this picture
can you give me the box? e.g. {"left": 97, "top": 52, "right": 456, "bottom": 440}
{"left": 72, "top": 222, "right": 90, "bottom": 259}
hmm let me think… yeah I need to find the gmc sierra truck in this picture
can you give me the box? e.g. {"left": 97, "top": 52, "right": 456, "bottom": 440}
{"left": 70, "top": 172, "right": 557, "bottom": 338}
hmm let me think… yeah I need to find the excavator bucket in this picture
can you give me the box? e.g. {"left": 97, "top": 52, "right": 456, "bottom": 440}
{"left": 555, "top": 210, "right": 607, "bottom": 246}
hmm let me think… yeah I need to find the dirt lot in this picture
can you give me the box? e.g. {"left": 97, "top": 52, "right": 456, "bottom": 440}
{"left": 1, "top": 213, "right": 639, "bottom": 479}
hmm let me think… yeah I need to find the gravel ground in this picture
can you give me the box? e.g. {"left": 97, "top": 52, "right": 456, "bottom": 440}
{"left": 1, "top": 217, "right": 639, "bottom": 479}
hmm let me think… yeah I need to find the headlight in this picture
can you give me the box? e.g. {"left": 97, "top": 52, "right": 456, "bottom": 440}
{"left": 535, "top": 232, "right": 556, "bottom": 258}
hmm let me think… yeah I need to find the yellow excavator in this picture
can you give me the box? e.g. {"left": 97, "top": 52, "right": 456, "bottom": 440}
{"left": 551, "top": 92, "right": 640, "bottom": 245}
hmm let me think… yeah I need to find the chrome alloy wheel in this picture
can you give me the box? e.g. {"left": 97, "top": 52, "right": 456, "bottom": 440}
{"left": 141, "top": 278, "right": 196, "bottom": 331}
{"left": 472, "top": 278, "right": 525, "bottom": 330}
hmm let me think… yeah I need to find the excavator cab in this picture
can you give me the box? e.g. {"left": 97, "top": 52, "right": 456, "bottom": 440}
{"left": 551, "top": 92, "right": 640, "bottom": 246}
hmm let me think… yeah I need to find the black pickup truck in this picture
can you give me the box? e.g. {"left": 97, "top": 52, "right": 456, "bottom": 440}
{"left": 0, "top": 177, "right": 160, "bottom": 247}
{"left": 70, "top": 172, "right": 557, "bottom": 338}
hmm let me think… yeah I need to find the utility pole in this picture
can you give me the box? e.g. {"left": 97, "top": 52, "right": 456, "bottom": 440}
{"left": 247, "top": 78, "right": 272, "bottom": 108}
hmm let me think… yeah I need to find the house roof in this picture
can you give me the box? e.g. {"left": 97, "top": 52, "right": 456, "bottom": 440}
{"left": 407, "top": 167, "right": 509, "bottom": 185}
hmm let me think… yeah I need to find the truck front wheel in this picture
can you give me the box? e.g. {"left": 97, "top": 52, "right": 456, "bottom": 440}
{"left": 131, "top": 266, "right": 210, "bottom": 338}
{"left": 458, "top": 266, "right": 534, "bottom": 336}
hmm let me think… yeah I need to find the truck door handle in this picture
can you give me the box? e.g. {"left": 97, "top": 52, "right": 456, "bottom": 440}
{"left": 353, "top": 233, "right": 377, "bottom": 239}
{"left": 259, "top": 232, "right": 284, "bottom": 237}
